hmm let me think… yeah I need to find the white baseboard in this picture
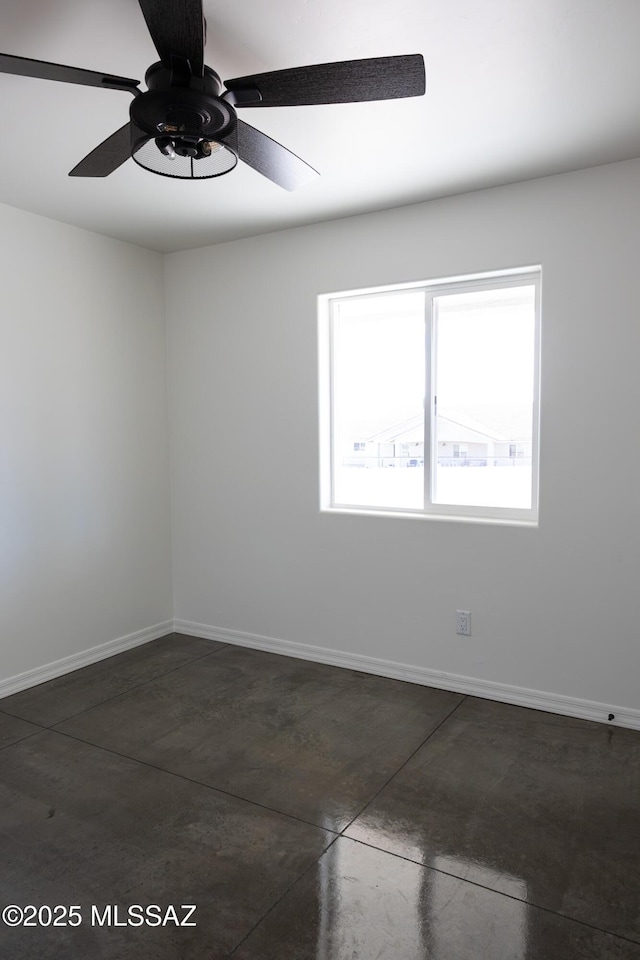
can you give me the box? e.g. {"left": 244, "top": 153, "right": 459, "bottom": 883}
{"left": 174, "top": 618, "right": 640, "bottom": 731}
{"left": 0, "top": 621, "right": 174, "bottom": 699}
{"left": 4, "top": 617, "right": 638, "bottom": 732}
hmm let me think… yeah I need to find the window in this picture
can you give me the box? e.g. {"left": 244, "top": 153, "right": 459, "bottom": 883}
{"left": 319, "top": 268, "right": 540, "bottom": 523}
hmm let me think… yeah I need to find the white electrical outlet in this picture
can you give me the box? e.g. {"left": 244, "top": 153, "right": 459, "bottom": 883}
{"left": 456, "top": 610, "right": 471, "bottom": 636}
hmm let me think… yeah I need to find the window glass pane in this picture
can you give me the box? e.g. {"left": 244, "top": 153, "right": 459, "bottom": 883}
{"left": 332, "top": 293, "right": 425, "bottom": 509}
{"left": 433, "top": 284, "right": 536, "bottom": 509}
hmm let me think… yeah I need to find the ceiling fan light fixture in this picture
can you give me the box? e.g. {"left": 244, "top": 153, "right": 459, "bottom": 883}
{"left": 156, "top": 136, "right": 176, "bottom": 159}
{"left": 202, "top": 139, "right": 224, "bottom": 155}
{"left": 130, "top": 125, "right": 238, "bottom": 179}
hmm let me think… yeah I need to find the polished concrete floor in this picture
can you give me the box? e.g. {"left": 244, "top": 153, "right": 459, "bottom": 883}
{"left": 1, "top": 633, "right": 639, "bottom": 959}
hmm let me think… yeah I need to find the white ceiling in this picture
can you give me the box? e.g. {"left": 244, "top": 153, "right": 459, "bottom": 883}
{"left": 1, "top": 0, "right": 639, "bottom": 253}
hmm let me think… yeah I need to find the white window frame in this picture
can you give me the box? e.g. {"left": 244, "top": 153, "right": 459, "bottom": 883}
{"left": 318, "top": 267, "right": 541, "bottom": 526}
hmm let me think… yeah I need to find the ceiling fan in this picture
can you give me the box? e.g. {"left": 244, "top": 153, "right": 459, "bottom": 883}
{"left": 0, "top": 0, "right": 425, "bottom": 190}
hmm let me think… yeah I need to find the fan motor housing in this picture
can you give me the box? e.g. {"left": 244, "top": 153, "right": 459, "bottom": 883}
{"left": 130, "top": 62, "right": 236, "bottom": 141}
{"left": 131, "top": 88, "right": 235, "bottom": 140}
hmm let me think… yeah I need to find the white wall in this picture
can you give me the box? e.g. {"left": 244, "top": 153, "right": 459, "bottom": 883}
{"left": 166, "top": 159, "right": 640, "bottom": 718}
{"left": 0, "top": 204, "right": 172, "bottom": 683}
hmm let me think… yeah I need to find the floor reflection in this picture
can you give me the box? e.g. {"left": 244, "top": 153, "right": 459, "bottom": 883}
{"left": 314, "top": 825, "right": 529, "bottom": 960}
{"left": 428, "top": 855, "right": 528, "bottom": 959}
{"left": 315, "top": 835, "right": 427, "bottom": 960}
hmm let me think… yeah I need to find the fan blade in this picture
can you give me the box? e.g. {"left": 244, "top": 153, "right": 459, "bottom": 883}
{"left": 137, "top": 0, "right": 205, "bottom": 76}
{"left": 231, "top": 120, "right": 318, "bottom": 191}
{"left": 69, "top": 123, "right": 132, "bottom": 177}
{"left": 0, "top": 52, "right": 139, "bottom": 93}
{"left": 225, "top": 54, "right": 425, "bottom": 107}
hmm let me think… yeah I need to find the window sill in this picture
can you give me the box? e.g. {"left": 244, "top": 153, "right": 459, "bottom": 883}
{"left": 321, "top": 505, "right": 539, "bottom": 527}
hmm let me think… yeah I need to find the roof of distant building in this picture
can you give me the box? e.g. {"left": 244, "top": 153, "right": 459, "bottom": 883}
{"left": 352, "top": 403, "right": 532, "bottom": 445}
